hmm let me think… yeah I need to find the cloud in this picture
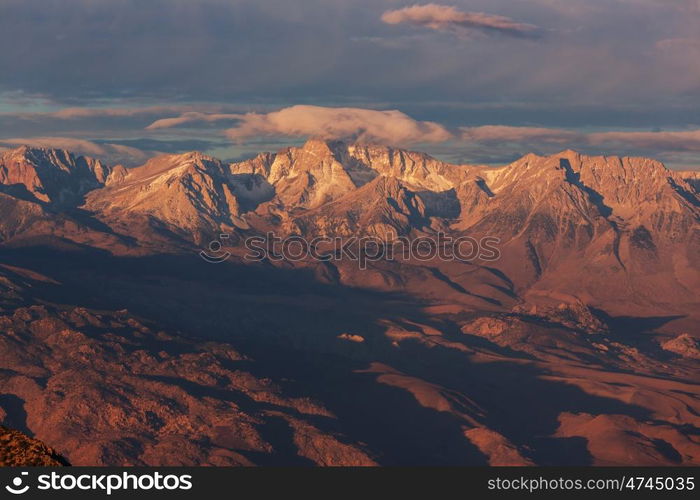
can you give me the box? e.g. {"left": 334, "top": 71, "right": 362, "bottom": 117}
{"left": 0, "top": 105, "right": 227, "bottom": 139}
{"left": 2, "top": 105, "right": 219, "bottom": 121}
{"left": 146, "top": 112, "right": 243, "bottom": 130}
{"left": 0, "top": 137, "right": 154, "bottom": 166}
{"left": 4, "top": 120, "right": 700, "bottom": 170}
{"left": 460, "top": 125, "right": 578, "bottom": 143}
{"left": 454, "top": 124, "right": 700, "bottom": 167}
{"left": 621, "top": 0, "right": 700, "bottom": 12}
{"left": 222, "top": 105, "right": 453, "bottom": 144}
{"left": 44, "top": 106, "right": 193, "bottom": 120}
{"left": 147, "top": 103, "right": 700, "bottom": 165}
{"left": 0, "top": 104, "right": 251, "bottom": 147}
{"left": 381, "top": 4, "right": 538, "bottom": 38}
{"left": 0, "top": 0, "right": 698, "bottom": 130}
{"left": 589, "top": 130, "right": 700, "bottom": 152}
{"left": 459, "top": 125, "right": 700, "bottom": 152}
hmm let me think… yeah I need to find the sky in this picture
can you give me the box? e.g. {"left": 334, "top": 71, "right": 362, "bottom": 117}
{"left": 0, "top": 0, "right": 699, "bottom": 169}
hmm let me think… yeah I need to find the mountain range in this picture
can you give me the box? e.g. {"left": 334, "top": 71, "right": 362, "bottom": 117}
{"left": 0, "top": 140, "right": 698, "bottom": 466}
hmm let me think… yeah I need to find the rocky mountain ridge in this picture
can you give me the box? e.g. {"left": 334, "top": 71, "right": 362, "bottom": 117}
{"left": 1, "top": 140, "right": 695, "bottom": 320}
{"left": 0, "top": 140, "right": 698, "bottom": 466}
{"left": 0, "top": 146, "right": 110, "bottom": 207}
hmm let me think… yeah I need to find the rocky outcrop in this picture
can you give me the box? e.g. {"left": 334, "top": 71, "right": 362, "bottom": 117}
{"left": 0, "top": 146, "right": 109, "bottom": 206}
{"left": 0, "top": 304, "right": 375, "bottom": 466}
{"left": 662, "top": 333, "right": 700, "bottom": 360}
{"left": 512, "top": 301, "right": 609, "bottom": 334}
{"left": 84, "top": 152, "right": 247, "bottom": 243}
{"left": 0, "top": 426, "right": 67, "bottom": 466}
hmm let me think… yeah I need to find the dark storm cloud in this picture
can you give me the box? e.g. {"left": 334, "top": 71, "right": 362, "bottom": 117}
{"left": 0, "top": 0, "right": 355, "bottom": 102}
{"left": 0, "top": 0, "right": 699, "bottom": 168}
{"left": 0, "top": 0, "right": 697, "bottom": 114}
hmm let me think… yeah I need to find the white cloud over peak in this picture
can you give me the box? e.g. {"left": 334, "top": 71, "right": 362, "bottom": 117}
{"left": 223, "top": 105, "right": 453, "bottom": 144}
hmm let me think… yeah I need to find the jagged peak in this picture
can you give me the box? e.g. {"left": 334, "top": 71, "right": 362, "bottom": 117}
{"left": 178, "top": 150, "right": 220, "bottom": 162}
{"left": 150, "top": 150, "right": 222, "bottom": 166}
{"left": 507, "top": 149, "right": 667, "bottom": 168}
{"left": 3, "top": 145, "right": 77, "bottom": 163}
{"left": 131, "top": 150, "right": 225, "bottom": 179}
{"left": 0, "top": 146, "right": 108, "bottom": 180}
{"left": 292, "top": 138, "right": 356, "bottom": 163}
{"left": 555, "top": 150, "right": 669, "bottom": 172}
{"left": 0, "top": 145, "right": 110, "bottom": 205}
{"left": 556, "top": 148, "right": 581, "bottom": 160}
{"left": 300, "top": 137, "right": 339, "bottom": 152}
{"left": 295, "top": 138, "right": 442, "bottom": 164}
{"left": 501, "top": 150, "right": 670, "bottom": 179}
